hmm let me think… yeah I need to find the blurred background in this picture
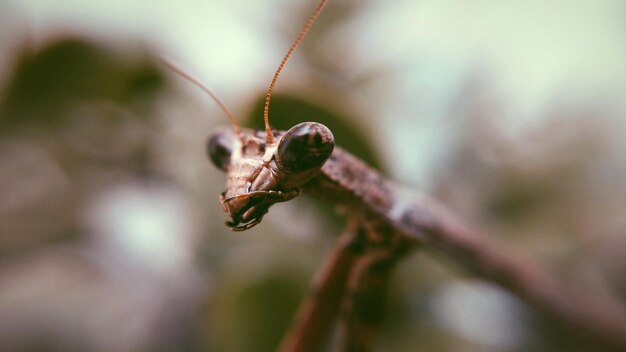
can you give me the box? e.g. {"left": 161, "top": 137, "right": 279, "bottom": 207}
{"left": 1, "top": 0, "right": 625, "bottom": 351}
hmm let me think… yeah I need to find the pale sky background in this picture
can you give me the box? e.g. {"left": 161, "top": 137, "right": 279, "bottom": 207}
{"left": 4, "top": 0, "right": 626, "bottom": 184}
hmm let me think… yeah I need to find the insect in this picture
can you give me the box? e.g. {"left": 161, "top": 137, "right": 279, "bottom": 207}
{"left": 164, "top": 0, "right": 626, "bottom": 350}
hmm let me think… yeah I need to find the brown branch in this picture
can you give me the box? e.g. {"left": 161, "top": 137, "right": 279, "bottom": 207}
{"left": 396, "top": 196, "right": 626, "bottom": 351}
{"left": 335, "top": 248, "right": 397, "bottom": 352}
{"left": 278, "top": 225, "right": 367, "bottom": 352}
{"left": 279, "top": 216, "right": 414, "bottom": 352}
{"left": 298, "top": 148, "right": 626, "bottom": 349}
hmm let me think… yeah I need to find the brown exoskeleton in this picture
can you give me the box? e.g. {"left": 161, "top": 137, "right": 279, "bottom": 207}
{"left": 163, "top": 0, "right": 332, "bottom": 231}
{"left": 208, "top": 123, "right": 334, "bottom": 230}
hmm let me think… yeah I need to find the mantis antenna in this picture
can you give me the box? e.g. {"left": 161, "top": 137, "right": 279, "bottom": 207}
{"left": 161, "top": 58, "right": 242, "bottom": 136}
{"left": 263, "top": 0, "right": 330, "bottom": 145}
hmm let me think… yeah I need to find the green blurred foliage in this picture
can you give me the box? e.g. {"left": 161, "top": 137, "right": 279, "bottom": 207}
{"left": 207, "top": 266, "right": 308, "bottom": 352}
{"left": 0, "top": 36, "right": 167, "bottom": 257}
{"left": 0, "top": 38, "right": 163, "bottom": 132}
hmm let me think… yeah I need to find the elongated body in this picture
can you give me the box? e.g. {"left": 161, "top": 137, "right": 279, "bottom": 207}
{"left": 206, "top": 124, "right": 626, "bottom": 351}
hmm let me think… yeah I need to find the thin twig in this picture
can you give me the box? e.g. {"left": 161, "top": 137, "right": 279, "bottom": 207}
{"left": 396, "top": 196, "right": 626, "bottom": 351}
{"left": 335, "top": 248, "right": 397, "bottom": 352}
{"left": 299, "top": 146, "right": 626, "bottom": 350}
{"left": 278, "top": 225, "right": 366, "bottom": 352}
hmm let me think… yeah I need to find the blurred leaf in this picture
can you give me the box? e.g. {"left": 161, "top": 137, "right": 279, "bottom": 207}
{"left": 486, "top": 178, "right": 556, "bottom": 222}
{"left": 0, "top": 37, "right": 164, "bottom": 131}
{"left": 211, "top": 268, "right": 307, "bottom": 352}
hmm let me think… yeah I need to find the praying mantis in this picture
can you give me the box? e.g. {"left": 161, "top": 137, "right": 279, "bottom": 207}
{"left": 165, "top": 0, "right": 626, "bottom": 350}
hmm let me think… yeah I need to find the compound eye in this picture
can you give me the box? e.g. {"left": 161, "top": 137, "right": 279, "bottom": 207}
{"left": 206, "top": 131, "right": 234, "bottom": 171}
{"left": 276, "top": 122, "right": 334, "bottom": 174}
